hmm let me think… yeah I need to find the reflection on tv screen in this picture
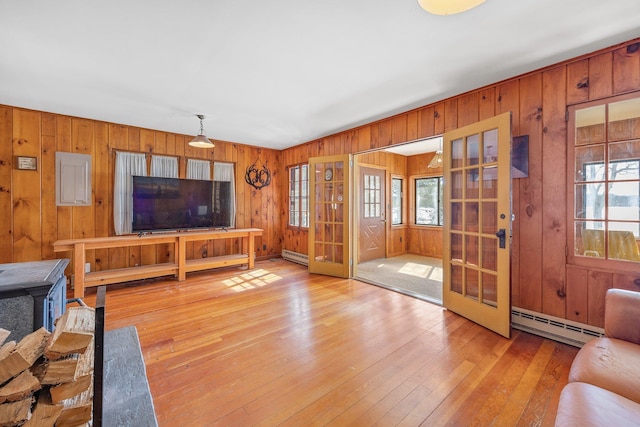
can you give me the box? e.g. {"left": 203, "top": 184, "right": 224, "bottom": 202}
{"left": 131, "top": 176, "right": 231, "bottom": 232}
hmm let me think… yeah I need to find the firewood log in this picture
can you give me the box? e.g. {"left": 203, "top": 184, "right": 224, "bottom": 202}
{"left": 0, "top": 397, "right": 33, "bottom": 427}
{"left": 0, "top": 328, "right": 49, "bottom": 385}
{"left": 22, "top": 390, "right": 62, "bottom": 427}
{"left": 45, "top": 307, "right": 95, "bottom": 360}
{"left": 0, "top": 370, "right": 40, "bottom": 403}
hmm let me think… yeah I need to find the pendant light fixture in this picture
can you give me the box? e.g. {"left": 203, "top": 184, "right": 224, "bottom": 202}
{"left": 188, "top": 114, "right": 215, "bottom": 148}
{"left": 428, "top": 138, "right": 444, "bottom": 168}
{"left": 417, "top": 0, "right": 485, "bottom": 15}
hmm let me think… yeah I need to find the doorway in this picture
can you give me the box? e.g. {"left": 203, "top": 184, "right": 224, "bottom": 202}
{"left": 309, "top": 116, "right": 512, "bottom": 337}
{"left": 354, "top": 137, "right": 445, "bottom": 304}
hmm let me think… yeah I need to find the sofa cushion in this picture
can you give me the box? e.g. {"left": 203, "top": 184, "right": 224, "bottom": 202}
{"left": 605, "top": 288, "right": 640, "bottom": 344}
{"left": 569, "top": 337, "right": 640, "bottom": 403}
{"left": 555, "top": 382, "right": 640, "bottom": 426}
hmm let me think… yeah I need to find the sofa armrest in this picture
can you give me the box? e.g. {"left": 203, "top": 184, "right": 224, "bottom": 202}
{"left": 605, "top": 289, "right": 640, "bottom": 344}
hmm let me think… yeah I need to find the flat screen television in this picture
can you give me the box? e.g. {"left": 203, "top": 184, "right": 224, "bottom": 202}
{"left": 132, "top": 176, "right": 231, "bottom": 232}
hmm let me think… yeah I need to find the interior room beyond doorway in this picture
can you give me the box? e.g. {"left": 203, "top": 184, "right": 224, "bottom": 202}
{"left": 356, "top": 254, "right": 443, "bottom": 304}
{"left": 354, "top": 136, "right": 444, "bottom": 304}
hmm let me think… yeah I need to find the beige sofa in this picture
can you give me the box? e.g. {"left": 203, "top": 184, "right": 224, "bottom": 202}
{"left": 555, "top": 288, "right": 640, "bottom": 426}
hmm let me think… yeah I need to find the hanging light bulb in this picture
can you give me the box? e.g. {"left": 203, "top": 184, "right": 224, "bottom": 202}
{"left": 188, "top": 114, "right": 215, "bottom": 148}
{"left": 428, "top": 150, "right": 443, "bottom": 168}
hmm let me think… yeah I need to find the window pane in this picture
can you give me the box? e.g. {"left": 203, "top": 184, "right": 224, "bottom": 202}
{"left": 482, "top": 166, "right": 498, "bottom": 199}
{"left": 451, "top": 233, "right": 463, "bottom": 262}
{"left": 466, "top": 268, "right": 479, "bottom": 300}
{"left": 576, "top": 222, "right": 605, "bottom": 258}
{"left": 609, "top": 158, "right": 640, "bottom": 185}
{"left": 416, "top": 177, "right": 443, "bottom": 226}
{"left": 465, "top": 202, "right": 479, "bottom": 232}
{"left": 608, "top": 180, "right": 640, "bottom": 223}
{"left": 391, "top": 178, "right": 402, "bottom": 225}
{"left": 451, "top": 202, "right": 462, "bottom": 231}
{"left": 301, "top": 196, "right": 309, "bottom": 227}
{"left": 481, "top": 202, "right": 497, "bottom": 234}
{"left": 609, "top": 98, "right": 640, "bottom": 141}
{"left": 466, "top": 168, "right": 479, "bottom": 199}
{"left": 288, "top": 165, "right": 299, "bottom": 226}
{"left": 452, "top": 138, "right": 464, "bottom": 169}
{"left": 483, "top": 129, "right": 498, "bottom": 164}
{"left": 451, "top": 170, "right": 463, "bottom": 199}
{"left": 575, "top": 146, "right": 605, "bottom": 182}
{"left": 575, "top": 183, "right": 605, "bottom": 220}
{"left": 466, "top": 235, "right": 478, "bottom": 266}
{"left": 575, "top": 105, "right": 605, "bottom": 145}
{"left": 451, "top": 264, "right": 463, "bottom": 294}
{"left": 482, "top": 272, "right": 497, "bottom": 307}
{"left": 482, "top": 238, "right": 497, "bottom": 271}
{"left": 609, "top": 225, "right": 640, "bottom": 260}
{"left": 610, "top": 141, "right": 640, "bottom": 176}
{"left": 467, "top": 134, "right": 480, "bottom": 166}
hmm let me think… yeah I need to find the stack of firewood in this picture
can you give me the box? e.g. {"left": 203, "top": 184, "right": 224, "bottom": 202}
{"left": 0, "top": 307, "right": 95, "bottom": 427}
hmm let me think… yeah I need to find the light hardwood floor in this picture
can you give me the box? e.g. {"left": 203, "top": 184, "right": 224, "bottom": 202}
{"left": 81, "top": 258, "right": 577, "bottom": 426}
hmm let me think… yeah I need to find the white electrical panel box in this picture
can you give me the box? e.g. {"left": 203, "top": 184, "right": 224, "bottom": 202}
{"left": 56, "top": 152, "right": 92, "bottom": 206}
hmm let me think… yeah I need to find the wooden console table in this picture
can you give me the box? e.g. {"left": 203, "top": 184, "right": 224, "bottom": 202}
{"left": 53, "top": 228, "right": 263, "bottom": 298}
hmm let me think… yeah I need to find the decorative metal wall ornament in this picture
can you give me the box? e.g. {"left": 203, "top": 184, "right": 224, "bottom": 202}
{"left": 245, "top": 157, "right": 272, "bottom": 189}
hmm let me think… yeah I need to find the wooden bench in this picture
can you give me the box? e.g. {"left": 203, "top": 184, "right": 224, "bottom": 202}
{"left": 54, "top": 228, "right": 263, "bottom": 297}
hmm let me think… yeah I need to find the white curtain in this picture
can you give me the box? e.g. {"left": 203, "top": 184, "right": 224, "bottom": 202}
{"left": 186, "top": 159, "right": 211, "bottom": 180}
{"left": 114, "top": 151, "right": 147, "bottom": 235}
{"left": 150, "top": 155, "right": 178, "bottom": 178}
{"left": 214, "top": 162, "right": 236, "bottom": 228}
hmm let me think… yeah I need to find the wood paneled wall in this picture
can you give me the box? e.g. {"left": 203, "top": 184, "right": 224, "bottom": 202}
{"left": 281, "top": 38, "right": 640, "bottom": 327}
{"left": 0, "top": 108, "right": 283, "bottom": 271}
{"left": 406, "top": 152, "right": 444, "bottom": 258}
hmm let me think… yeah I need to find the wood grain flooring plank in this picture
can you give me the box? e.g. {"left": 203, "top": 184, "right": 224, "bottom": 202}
{"left": 78, "top": 259, "right": 577, "bottom": 427}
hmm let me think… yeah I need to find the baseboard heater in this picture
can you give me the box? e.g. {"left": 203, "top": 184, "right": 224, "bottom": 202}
{"left": 281, "top": 250, "right": 309, "bottom": 266}
{"left": 512, "top": 307, "right": 604, "bottom": 348}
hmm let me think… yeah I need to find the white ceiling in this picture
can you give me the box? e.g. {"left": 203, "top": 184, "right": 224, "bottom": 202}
{"left": 1, "top": 1, "right": 639, "bottom": 151}
{"left": 383, "top": 136, "right": 443, "bottom": 156}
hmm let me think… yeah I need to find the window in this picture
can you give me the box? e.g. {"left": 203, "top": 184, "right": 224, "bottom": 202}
{"left": 363, "top": 173, "right": 382, "bottom": 219}
{"left": 391, "top": 177, "right": 403, "bottom": 225}
{"left": 214, "top": 162, "right": 236, "bottom": 229}
{"left": 113, "top": 151, "right": 146, "bottom": 235}
{"left": 415, "top": 176, "right": 443, "bottom": 226}
{"left": 150, "top": 155, "right": 178, "bottom": 178}
{"left": 570, "top": 93, "right": 640, "bottom": 264}
{"left": 186, "top": 159, "right": 211, "bottom": 180}
{"left": 288, "top": 164, "right": 309, "bottom": 228}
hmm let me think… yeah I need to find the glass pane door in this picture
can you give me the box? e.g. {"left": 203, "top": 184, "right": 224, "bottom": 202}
{"left": 308, "top": 154, "right": 352, "bottom": 277}
{"left": 444, "top": 112, "right": 512, "bottom": 338}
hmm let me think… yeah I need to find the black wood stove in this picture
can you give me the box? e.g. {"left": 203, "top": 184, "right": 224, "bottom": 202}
{"left": 0, "top": 259, "right": 69, "bottom": 341}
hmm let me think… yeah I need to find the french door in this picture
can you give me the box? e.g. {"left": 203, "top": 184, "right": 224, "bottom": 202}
{"left": 443, "top": 112, "right": 512, "bottom": 338}
{"left": 308, "top": 154, "right": 352, "bottom": 277}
